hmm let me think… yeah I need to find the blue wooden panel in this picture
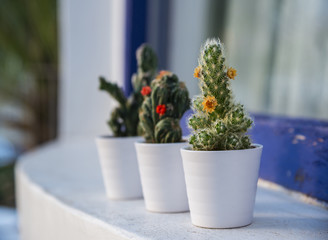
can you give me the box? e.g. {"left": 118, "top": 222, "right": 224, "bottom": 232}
{"left": 180, "top": 111, "right": 328, "bottom": 202}
{"left": 250, "top": 114, "right": 328, "bottom": 202}
{"left": 124, "top": 0, "right": 148, "bottom": 96}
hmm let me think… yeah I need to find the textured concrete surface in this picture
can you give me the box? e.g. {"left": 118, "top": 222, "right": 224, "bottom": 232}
{"left": 16, "top": 138, "right": 328, "bottom": 240}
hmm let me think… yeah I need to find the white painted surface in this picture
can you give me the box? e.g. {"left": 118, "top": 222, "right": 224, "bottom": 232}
{"left": 96, "top": 136, "right": 143, "bottom": 200}
{"left": 109, "top": 0, "right": 127, "bottom": 90}
{"left": 16, "top": 138, "right": 328, "bottom": 240}
{"left": 135, "top": 142, "right": 189, "bottom": 213}
{"left": 167, "top": 0, "right": 209, "bottom": 98}
{"left": 59, "top": 0, "right": 127, "bottom": 138}
{"left": 181, "top": 145, "right": 262, "bottom": 228}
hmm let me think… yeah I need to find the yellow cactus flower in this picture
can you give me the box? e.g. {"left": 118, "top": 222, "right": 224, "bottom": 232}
{"left": 227, "top": 67, "right": 237, "bottom": 80}
{"left": 202, "top": 96, "right": 218, "bottom": 113}
{"left": 194, "top": 66, "right": 201, "bottom": 78}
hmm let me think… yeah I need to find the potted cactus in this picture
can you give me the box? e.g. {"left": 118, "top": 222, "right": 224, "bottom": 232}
{"left": 180, "top": 39, "right": 263, "bottom": 228}
{"left": 96, "top": 44, "right": 157, "bottom": 200}
{"left": 135, "top": 71, "right": 190, "bottom": 213}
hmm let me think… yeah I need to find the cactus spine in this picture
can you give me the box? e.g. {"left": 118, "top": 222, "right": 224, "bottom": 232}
{"left": 189, "top": 38, "right": 253, "bottom": 150}
{"left": 99, "top": 44, "right": 157, "bottom": 137}
{"left": 139, "top": 71, "right": 190, "bottom": 143}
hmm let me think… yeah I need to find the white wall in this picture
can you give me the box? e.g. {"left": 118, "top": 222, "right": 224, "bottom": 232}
{"left": 167, "top": 0, "right": 210, "bottom": 98}
{"left": 59, "top": 0, "right": 126, "bottom": 138}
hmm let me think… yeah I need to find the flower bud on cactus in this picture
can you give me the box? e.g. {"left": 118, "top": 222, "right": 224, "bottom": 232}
{"left": 99, "top": 44, "right": 157, "bottom": 136}
{"left": 189, "top": 38, "right": 253, "bottom": 150}
{"left": 139, "top": 71, "right": 190, "bottom": 143}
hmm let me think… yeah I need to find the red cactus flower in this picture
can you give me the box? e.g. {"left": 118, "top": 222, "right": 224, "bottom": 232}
{"left": 141, "top": 86, "right": 152, "bottom": 96}
{"left": 156, "top": 104, "right": 166, "bottom": 116}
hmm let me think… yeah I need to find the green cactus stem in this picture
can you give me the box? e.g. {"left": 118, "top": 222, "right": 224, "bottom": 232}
{"left": 189, "top": 38, "right": 253, "bottom": 150}
{"left": 99, "top": 44, "right": 157, "bottom": 137}
{"left": 139, "top": 71, "right": 190, "bottom": 143}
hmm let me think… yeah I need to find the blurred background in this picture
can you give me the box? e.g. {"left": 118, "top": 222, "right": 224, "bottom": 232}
{"left": 0, "top": 0, "right": 57, "bottom": 208}
{"left": 0, "top": 0, "right": 327, "bottom": 222}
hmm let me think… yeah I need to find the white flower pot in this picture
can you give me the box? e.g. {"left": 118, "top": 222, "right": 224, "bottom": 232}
{"left": 181, "top": 144, "right": 263, "bottom": 228}
{"left": 135, "top": 142, "right": 189, "bottom": 213}
{"left": 95, "top": 136, "right": 143, "bottom": 200}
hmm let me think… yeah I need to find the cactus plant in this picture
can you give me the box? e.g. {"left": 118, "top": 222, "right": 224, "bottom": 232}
{"left": 99, "top": 44, "right": 157, "bottom": 137}
{"left": 188, "top": 38, "right": 253, "bottom": 150}
{"left": 139, "top": 71, "right": 190, "bottom": 143}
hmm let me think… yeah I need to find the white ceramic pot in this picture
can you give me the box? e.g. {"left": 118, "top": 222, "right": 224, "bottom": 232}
{"left": 135, "top": 142, "right": 189, "bottom": 213}
{"left": 95, "top": 136, "right": 143, "bottom": 200}
{"left": 181, "top": 144, "right": 263, "bottom": 228}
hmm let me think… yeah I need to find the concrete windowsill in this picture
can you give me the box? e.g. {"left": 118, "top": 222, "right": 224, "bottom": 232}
{"left": 16, "top": 138, "right": 328, "bottom": 240}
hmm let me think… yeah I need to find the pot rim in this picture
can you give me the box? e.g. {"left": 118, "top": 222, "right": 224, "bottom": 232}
{"left": 181, "top": 143, "right": 263, "bottom": 153}
{"left": 96, "top": 135, "right": 142, "bottom": 140}
{"left": 135, "top": 140, "right": 187, "bottom": 146}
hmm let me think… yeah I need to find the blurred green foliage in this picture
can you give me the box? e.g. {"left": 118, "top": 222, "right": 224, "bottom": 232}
{"left": 0, "top": 0, "right": 58, "bottom": 206}
{"left": 0, "top": 163, "right": 15, "bottom": 207}
{"left": 0, "top": 0, "right": 58, "bottom": 147}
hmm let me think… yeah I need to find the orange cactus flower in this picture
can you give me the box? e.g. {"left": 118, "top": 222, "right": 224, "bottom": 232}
{"left": 227, "top": 67, "right": 237, "bottom": 80}
{"left": 194, "top": 66, "right": 201, "bottom": 78}
{"left": 141, "top": 86, "right": 152, "bottom": 96}
{"left": 156, "top": 70, "right": 171, "bottom": 80}
{"left": 202, "top": 96, "right": 218, "bottom": 113}
{"left": 156, "top": 104, "right": 166, "bottom": 116}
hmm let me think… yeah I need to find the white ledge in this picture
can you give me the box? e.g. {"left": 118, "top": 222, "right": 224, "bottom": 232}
{"left": 16, "top": 138, "right": 328, "bottom": 240}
